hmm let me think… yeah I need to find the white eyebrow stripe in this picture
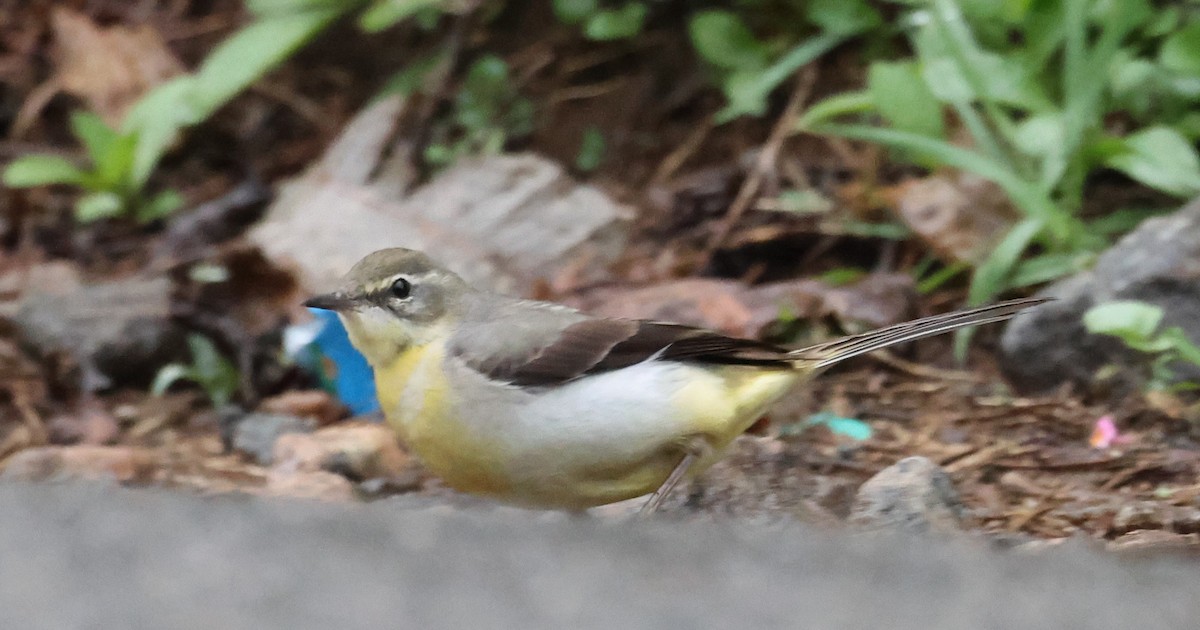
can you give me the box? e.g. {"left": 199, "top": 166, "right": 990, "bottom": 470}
{"left": 365, "top": 271, "right": 445, "bottom": 296}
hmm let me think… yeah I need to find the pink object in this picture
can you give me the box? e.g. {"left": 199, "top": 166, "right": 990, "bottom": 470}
{"left": 1089, "top": 416, "right": 1127, "bottom": 449}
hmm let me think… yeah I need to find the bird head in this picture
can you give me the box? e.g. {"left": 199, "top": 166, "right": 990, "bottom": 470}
{"left": 304, "top": 248, "right": 469, "bottom": 366}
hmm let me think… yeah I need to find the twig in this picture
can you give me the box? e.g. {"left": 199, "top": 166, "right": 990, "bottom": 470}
{"left": 650, "top": 118, "right": 714, "bottom": 185}
{"left": 699, "top": 68, "right": 818, "bottom": 266}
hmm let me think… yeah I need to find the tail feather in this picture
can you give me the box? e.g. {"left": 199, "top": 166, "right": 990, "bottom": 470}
{"left": 789, "top": 297, "right": 1049, "bottom": 370}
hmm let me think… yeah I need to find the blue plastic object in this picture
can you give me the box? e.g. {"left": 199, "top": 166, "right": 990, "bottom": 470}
{"left": 293, "top": 308, "right": 379, "bottom": 415}
{"left": 801, "top": 411, "right": 873, "bottom": 441}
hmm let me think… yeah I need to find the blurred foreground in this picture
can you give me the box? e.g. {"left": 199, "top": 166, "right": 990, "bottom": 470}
{"left": 0, "top": 480, "right": 1197, "bottom": 630}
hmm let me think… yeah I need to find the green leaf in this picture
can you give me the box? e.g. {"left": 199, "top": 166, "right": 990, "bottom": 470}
{"left": 1160, "top": 327, "right": 1200, "bottom": 367}
{"left": 1105, "top": 126, "right": 1200, "bottom": 197}
{"left": 150, "top": 364, "right": 194, "bottom": 397}
{"left": 93, "top": 132, "right": 137, "bottom": 190}
{"left": 1086, "top": 206, "right": 1169, "bottom": 235}
{"left": 1012, "top": 113, "right": 1064, "bottom": 158}
{"left": 1161, "top": 23, "right": 1200, "bottom": 76}
{"left": 183, "top": 334, "right": 240, "bottom": 407}
{"left": 1011, "top": 112, "right": 1067, "bottom": 190}
{"left": 136, "top": 190, "right": 185, "bottom": 223}
{"left": 1083, "top": 301, "right": 1164, "bottom": 343}
{"left": 805, "top": 0, "right": 882, "bottom": 36}
{"left": 187, "top": 334, "right": 225, "bottom": 381}
{"left": 583, "top": 3, "right": 646, "bottom": 41}
{"left": 74, "top": 192, "right": 125, "bottom": 223}
{"left": 716, "top": 31, "right": 846, "bottom": 122}
{"left": 2, "top": 155, "right": 86, "bottom": 187}
{"left": 915, "top": 261, "right": 968, "bottom": 295}
{"left": 969, "top": 216, "right": 1044, "bottom": 306}
{"left": 575, "top": 127, "right": 605, "bottom": 172}
{"left": 797, "top": 90, "right": 875, "bottom": 128}
{"left": 867, "top": 61, "right": 944, "bottom": 138}
{"left": 359, "top": 0, "right": 442, "bottom": 32}
{"left": 189, "top": 8, "right": 346, "bottom": 120}
{"left": 771, "top": 189, "right": 834, "bottom": 215}
{"left": 913, "top": 6, "right": 1051, "bottom": 112}
{"left": 247, "top": 0, "right": 351, "bottom": 17}
{"left": 1008, "top": 251, "right": 1092, "bottom": 288}
{"left": 953, "top": 217, "right": 1044, "bottom": 359}
{"left": 819, "top": 267, "right": 867, "bottom": 286}
{"left": 689, "top": 10, "right": 769, "bottom": 70}
{"left": 553, "top": 0, "right": 596, "bottom": 24}
{"left": 123, "top": 77, "right": 202, "bottom": 188}
{"left": 69, "top": 111, "right": 119, "bottom": 163}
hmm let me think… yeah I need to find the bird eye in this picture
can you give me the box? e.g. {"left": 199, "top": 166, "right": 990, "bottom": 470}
{"left": 389, "top": 277, "right": 411, "bottom": 299}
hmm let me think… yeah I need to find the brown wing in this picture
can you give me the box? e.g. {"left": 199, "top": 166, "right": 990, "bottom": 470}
{"left": 459, "top": 318, "right": 793, "bottom": 387}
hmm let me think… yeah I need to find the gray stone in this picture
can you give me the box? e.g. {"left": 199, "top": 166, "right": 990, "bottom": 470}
{"left": 229, "top": 412, "right": 316, "bottom": 466}
{"left": 850, "top": 456, "right": 965, "bottom": 534}
{"left": 12, "top": 276, "right": 184, "bottom": 389}
{"left": 1000, "top": 197, "right": 1200, "bottom": 392}
{"left": 250, "top": 95, "right": 631, "bottom": 297}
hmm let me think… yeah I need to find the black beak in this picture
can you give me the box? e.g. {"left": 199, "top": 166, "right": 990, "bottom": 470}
{"left": 304, "top": 293, "right": 355, "bottom": 311}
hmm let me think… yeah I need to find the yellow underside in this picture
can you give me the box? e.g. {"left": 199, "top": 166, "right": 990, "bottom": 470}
{"left": 374, "top": 341, "right": 516, "bottom": 498}
{"left": 374, "top": 342, "right": 801, "bottom": 509}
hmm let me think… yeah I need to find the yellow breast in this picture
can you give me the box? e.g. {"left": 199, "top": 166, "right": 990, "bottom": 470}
{"left": 374, "top": 341, "right": 512, "bottom": 496}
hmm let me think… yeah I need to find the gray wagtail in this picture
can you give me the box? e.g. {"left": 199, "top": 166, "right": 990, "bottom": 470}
{"left": 305, "top": 248, "right": 1044, "bottom": 512}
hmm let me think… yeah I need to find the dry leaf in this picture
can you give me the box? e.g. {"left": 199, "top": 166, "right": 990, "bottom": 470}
{"left": 891, "top": 173, "right": 1019, "bottom": 265}
{"left": 51, "top": 7, "right": 184, "bottom": 126}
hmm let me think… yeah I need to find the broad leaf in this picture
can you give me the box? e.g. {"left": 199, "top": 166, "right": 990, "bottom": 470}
{"left": 688, "top": 11, "right": 768, "bottom": 70}
{"left": 359, "top": 0, "right": 442, "bottom": 32}
{"left": 1105, "top": 126, "right": 1200, "bottom": 197}
{"left": 1083, "top": 301, "right": 1164, "bottom": 343}
{"left": 69, "top": 111, "right": 119, "bottom": 163}
{"left": 151, "top": 364, "right": 194, "bottom": 397}
{"left": 552, "top": 0, "right": 596, "bottom": 25}
{"left": 867, "top": 61, "right": 943, "bottom": 138}
{"left": 75, "top": 192, "right": 125, "bottom": 223}
{"left": 583, "top": 3, "right": 646, "bottom": 41}
{"left": 189, "top": 9, "right": 346, "bottom": 120}
{"left": 3, "top": 155, "right": 86, "bottom": 187}
{"left": 1160, "top": 22, "right": 1200, "bottom": 76}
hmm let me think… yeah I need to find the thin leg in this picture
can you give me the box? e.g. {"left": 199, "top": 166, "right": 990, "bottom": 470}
{"left": 640, "top": 435, "right": 715, "bottom": 516}
{"left": 639, "top": 451, "right": 698, "bottom": 516}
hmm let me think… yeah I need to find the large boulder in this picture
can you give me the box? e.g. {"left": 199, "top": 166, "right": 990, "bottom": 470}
{"left": 1000, "top": 197, "right": 1200, "bottom": 393}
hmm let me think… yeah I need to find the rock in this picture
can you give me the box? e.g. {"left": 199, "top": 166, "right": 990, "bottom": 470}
{"left": 0, "top": 261, "right": 81, "bottom": 319}
{"left": 0, "top": 445, "right": 155, "bottom": 483}
{"left": 45, "top": 406, "right": 120, "bottom": 446}
{"left": 250, "top": 95, "right": 631, "bottom": 296}
{"left": 1000, "top": 197, "right": 1200, "bottom": 392}
{"left": 257, "top": 390, "right": 346, "bottom": 426}
{"left": 651, "top": 436, "right": 826, "bottom": 523}
{"left": 1175, "top": 509, "right": 1200, "bottom": 534}
{"left": 849, "top": 456, "right": 965, "bottom": 535}
{"left": 1107, "top": 530, "right": 1200, "bottom": 556}
{"left": 357, "top": 472, "right": 424, "bottom": 498}
{"left": 230, "top": 413, "right": 317, "bottom": 466}
{"left": 271, "top": 422, "right": 414, "bottom": 482}
{"left": 12, "top": 276, "right": 184, "bottom": 389}
{"left": 1111, "top": 502, "right": 1168, "bottom": 535}
{"left": 260, "top": 469, "right": 356, "bottom": 502}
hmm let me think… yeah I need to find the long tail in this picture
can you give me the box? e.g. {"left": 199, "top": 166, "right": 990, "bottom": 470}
{"left": 789, "top": 297, "right": 1049, "bottom": 370}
